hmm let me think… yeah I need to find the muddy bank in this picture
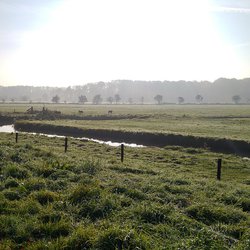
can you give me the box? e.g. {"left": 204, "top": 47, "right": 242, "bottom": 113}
{"left": 15, "top": 121, "right": 250, "bottom": 157}
{"left": 0, "top": 115, "right": 15, "bottom": 125}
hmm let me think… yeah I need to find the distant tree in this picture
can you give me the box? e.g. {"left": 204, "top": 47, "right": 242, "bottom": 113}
{"left": 128, "top": 97, "right": 133, "bottom": 104}
{"left": 232, "top": 95, "right": 241, "bottom": 104}
{"left": 107, "top": 96, "right": 114, "bottom": 104}
{"left": 21, "top": 96, "right": 28, "bottom": 102}
{"left": 52, "top": 95, "right": 60, "bottom": 103}
{"left": 78, "top": 95, "right": 88, "bottom": 104}
{"left": 195, "top": 94, "right": 203, "bottom": 104}
{"left": 178, "top": 96, "right": 185, "bottom": 104}
{"left": 114, "top": 94, "right": 121, "bottom": 104}
{"left": 154, "top": 94, "right": 163, "bottom": 105}
{"left": 11, "top": 98, "right": 14, "bottom": 103}
{"left": 92, "top": 94, "right": 102, "bottom": 105}
{"left": 1, "top": 98, "right": 5, "bottom": 103}
{"left": 140, "top": 96, "right": 144, "bottom": 105}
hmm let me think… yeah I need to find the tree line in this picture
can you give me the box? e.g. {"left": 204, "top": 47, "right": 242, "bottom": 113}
{"left": 47, "top": 93, "right": 244, "bottom": 105}
{"left": 0, "top": 78, "right": 250, "bottom": 104}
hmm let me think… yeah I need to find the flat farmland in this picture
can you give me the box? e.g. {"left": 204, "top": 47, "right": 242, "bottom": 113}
{"left": 2, "top": 104, "right": 249, "bottom": 141}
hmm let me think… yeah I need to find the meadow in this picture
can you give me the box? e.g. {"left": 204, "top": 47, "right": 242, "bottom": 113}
{"left": 0, "top": 131, "right": 250, "bottom": 249}
{"left": 0, "top": 104, "right": 250, "bottom": 249}
{"left": 1, "top": 103, "right": 250, "bottom": 141}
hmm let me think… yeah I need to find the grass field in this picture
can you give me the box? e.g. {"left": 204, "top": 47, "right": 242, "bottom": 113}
{"left": 0, "top": 131, "right": 250, "bottom": 249}
{"left": 1, "top": 104, "right": 250, "bottom": 248}
{"left": 1, "top": 103, "right": 250, "bottom": 141}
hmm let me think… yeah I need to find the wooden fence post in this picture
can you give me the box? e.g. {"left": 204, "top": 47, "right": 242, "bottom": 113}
{"left": 121, "top": 144, "right": 124, "bottom": 162}
{"left": 217, "top": 159, "right": 222, "bottom": 180}
{"left": 15, "top": 132, "right": 18, "bottom": 143}
{"left": 65, "top": 137, "right": 68, "bottom": 153}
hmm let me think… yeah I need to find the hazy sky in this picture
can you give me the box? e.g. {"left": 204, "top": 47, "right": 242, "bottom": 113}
{"left": 0, "top": 0, "right": 250, "bottom": 86}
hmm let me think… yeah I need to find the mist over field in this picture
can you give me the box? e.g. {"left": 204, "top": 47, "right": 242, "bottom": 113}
{"left": 1, "top": 78, "right": 250, "bottom": 104}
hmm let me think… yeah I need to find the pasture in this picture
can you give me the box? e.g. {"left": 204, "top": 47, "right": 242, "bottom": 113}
{"left": 0, "top": 104, "right": 250, "bottom": 249}
{"left": 0, "top": 132, "right": 250, "bottom": 249}
{"left": 1, "top": 103, "right": 250, "bottom": 141}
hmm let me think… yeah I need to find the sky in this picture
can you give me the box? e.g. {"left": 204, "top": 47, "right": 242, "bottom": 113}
{"left": 0, "top": 0, "right": 250, "bottom": 86}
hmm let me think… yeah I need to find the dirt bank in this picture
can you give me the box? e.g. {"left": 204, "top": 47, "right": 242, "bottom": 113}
{"left": 14, "top": 121, "right": 250, "bottom": 157}
{"left": 0, "top": 115, "right": 15, "bottom": 125}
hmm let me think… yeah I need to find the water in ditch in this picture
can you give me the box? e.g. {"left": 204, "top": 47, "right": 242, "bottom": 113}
{"left": 0, "top": 124, "right": 144, "bottom": 148}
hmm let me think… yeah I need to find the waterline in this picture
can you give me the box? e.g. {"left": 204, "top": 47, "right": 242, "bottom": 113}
{"left": 0, "top": 124, "right": 15, "bottom": 133}
{"left": 0, "top": 124, "right": 144, "bottom": 148}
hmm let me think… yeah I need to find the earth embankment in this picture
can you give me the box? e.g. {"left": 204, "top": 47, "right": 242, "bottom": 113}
{"left": 14, "top": 121, "right": 250, "bottom": 157}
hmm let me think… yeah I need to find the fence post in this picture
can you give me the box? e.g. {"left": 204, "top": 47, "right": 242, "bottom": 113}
{"left": 15, "top": 132, "right": 18, "bottom": 143}
{"left": 65, "top": 137, "right": 68, "bottom": 153}
{"left": 121, "top": 144, "right": 124, "bottom": 162}
{"left": 217, "top": 159, "right": 222, "bottom": 180}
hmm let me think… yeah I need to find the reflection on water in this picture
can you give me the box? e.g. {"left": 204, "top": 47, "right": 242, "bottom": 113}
{"left": 0, "top": 124, "right": 15, "bottom": 133}
{"left": 0, "top": 124, "right": 144, "bottom": 148}
{"left": 26, "top": 132, "right": 144, "bottom": 148}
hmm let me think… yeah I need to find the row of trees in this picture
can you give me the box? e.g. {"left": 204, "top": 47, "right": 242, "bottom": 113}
{"left": 153, "top": 94, "right": 203, "bottom": 104}
{"left": 50, "top": 94, "right": 243, "bottom": 105}
{"left": 1, "top": 79, "right": 250, "bottom": 103}
{"left": 51, "top": 94, "right": 121, "bottom": 104}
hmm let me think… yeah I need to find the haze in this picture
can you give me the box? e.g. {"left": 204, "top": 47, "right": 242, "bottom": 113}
{"left": 0, "top": 0, "right": 250, "bottom": 86}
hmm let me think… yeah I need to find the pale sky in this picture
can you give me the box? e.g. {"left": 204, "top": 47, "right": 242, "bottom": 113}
{"left": 0, "top": 0, "right": 250, "bottom": 86}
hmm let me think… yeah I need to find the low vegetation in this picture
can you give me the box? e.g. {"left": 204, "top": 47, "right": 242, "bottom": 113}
{"left": 0, "top": 132, "right": 250, "bottom": 249}
{"left": 2, "top": 104, "right": 250, "bottom": 141}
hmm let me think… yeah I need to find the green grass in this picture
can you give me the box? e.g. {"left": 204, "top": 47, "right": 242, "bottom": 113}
{"left": 2, "top": 103, "right": 250, "bottom": 141}
{"left": 0, "top": 132, "right": 250, "bottom": 249}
